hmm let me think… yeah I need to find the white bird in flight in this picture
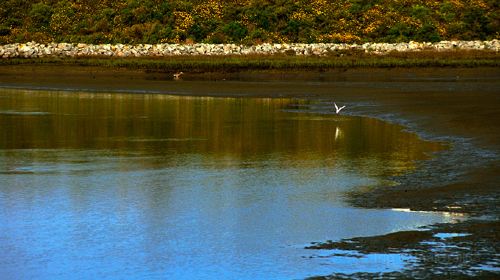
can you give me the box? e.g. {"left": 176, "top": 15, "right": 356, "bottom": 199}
{"left": 334, "top": 102, "right": 345, "bottom": 114}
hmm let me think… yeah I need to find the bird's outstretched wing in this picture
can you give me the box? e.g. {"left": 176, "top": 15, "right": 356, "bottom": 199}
{"left": 334, "top": 102, "right": 345, "bottom": 114}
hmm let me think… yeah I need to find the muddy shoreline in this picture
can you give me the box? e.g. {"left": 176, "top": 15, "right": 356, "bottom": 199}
{"left": 1, "top": 65, "right": 499, "bottom": 278}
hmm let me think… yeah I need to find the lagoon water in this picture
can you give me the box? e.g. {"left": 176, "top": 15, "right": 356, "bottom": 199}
{"left": 0, "top": 88, "right": 457, "bottom": 279}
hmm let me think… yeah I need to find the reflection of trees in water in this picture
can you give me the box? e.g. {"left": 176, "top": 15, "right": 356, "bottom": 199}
{"left": 0, "top": 90, "right": 444, "bottom": 177}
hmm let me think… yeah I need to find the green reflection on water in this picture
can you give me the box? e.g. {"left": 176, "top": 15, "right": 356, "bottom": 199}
{"left": 0, "top": 89, "right": 444, "bottom": 176}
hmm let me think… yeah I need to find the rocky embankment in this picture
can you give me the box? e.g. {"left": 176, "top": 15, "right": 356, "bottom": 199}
{"left": 1, "top": 40, "right": 499, "bottom": 58}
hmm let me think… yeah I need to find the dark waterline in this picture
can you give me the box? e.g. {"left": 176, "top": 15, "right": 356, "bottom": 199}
{"left": 0, "top": 89, "right": 460, "bottom": 279}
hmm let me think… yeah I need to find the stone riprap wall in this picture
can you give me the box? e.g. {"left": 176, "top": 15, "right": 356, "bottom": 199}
{"left": 1, "top": 40, "right": 499, "bottom": 58}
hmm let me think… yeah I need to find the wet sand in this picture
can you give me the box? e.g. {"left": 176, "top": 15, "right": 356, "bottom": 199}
{"left": 1, "top": 65, "right": 499, "bottom": 278}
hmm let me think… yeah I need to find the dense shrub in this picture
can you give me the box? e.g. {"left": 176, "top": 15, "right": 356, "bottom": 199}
{"left": 29, "top": 3, "right": 53, "bottom": 31}
{"left": 1, "top": 0, "right": 498, "bottom": 44}
{"left": 223, "top": 22, "right": 247, "bottom": 42}
{"left": 0, "top": 25, "right": 11, "bottom": 36}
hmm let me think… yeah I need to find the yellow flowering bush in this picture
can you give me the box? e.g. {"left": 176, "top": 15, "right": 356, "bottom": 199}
{"left": 194, "top": 0, "right": 222, "bottom": 21}
{"left": 173, "top": 11, "right": 194, "bottom": 32}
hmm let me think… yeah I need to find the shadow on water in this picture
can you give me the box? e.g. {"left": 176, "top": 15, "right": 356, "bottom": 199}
{"left": 0, "top": 89, "right": 461, "bottom": 279}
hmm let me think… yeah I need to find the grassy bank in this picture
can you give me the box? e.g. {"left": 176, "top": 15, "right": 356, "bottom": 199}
{"left": 1, "top": 50, "right": 498, "bottom": 72}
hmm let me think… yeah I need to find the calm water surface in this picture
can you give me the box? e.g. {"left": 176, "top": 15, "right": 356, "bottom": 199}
{"left": 0, "top": 89, "right": 457, "bottom": 279}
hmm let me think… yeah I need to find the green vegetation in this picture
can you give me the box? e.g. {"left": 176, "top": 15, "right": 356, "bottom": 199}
{"left": 1, "top": 50, "right": 498, "bottom": 71}
{"left": 0, "top": 0, "right": 498, "bottom": 44}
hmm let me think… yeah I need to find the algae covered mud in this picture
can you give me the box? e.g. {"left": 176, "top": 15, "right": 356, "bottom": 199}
{"left": 0, "top": 67, "right": 499, "bottom": 279}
